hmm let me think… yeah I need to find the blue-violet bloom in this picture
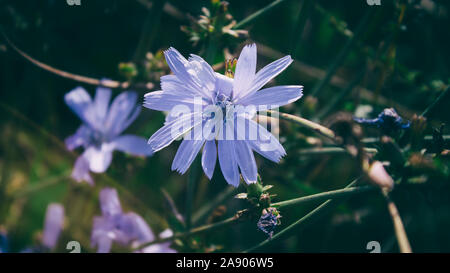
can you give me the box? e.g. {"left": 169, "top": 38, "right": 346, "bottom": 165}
{"left": 354, "top": 108, "right": 410, "bottom": 134}
{"left": 42, "top": 203, "right": 65, "bottom": 250}
{"left": 144, "top": 44, "right": 303, "bottom": 186}
{"left": 65, "top": 86, "right": 153, "bottom": 184}
{"left": 91, "top": 187, "right": 176, "bottom": 253}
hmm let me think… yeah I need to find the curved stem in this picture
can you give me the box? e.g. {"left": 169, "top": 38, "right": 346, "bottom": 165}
{"left": 382, "top": 189, "right": 412, "bottom": 253}
{"left": 1, "top": 30, "right": 154, "bottom": 91}
{"left": 266, "top": 110, "right": 336, "bottom": 141}
{"left": 297, "top": 147, "right": 377, "bottom": 156}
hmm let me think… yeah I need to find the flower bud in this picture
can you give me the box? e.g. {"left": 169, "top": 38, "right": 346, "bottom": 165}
{"left": 368, "top": 161, "right": 394, "bottom": 190}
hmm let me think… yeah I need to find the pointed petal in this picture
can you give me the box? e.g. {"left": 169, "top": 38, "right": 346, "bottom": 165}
{"left": 104, "top": 91, "right": 138, "bottom": 137}
{"left": 218, "top": 139, "right": 240, "bottom": 187}
{"left": 233, "top": 44, "right": 257, "bottom": 98}
{"left": 235, "top": 141, "right": 257, "bottom": 184}
{"left": 42, "top": 204, "right": 64, "bottom": 249}
{"left": 160, "top": 75, "right": 196, "bottom": 97}
{"left": 240, "top": 85, "right": 303, "bottom": 109}
{"left": 171, "top": 118, "right": 216, "bottom": 174}
{"left": 164, "top": 48, "right": 215, "bottom": 100}
{"left": 201, "top": 140, "right": 217, "bottom": 179}
{"left": 65, "top": 125, "right": 91, "bottom": 151}
{"left": 99, "top": 187, "right": 122, "bottom": 217}
{"left": 71, "top": 154, "right": 94, "bottom": 185}
{"left": 188, "top": 54, "right": 216, "bottom": 92}
{"left": 244, "top": 118, "right": 286, "bottom": 163}
{"left": 84, "top": 145, "right": 114, "bottom": 173}
{"left": 64, "top": 86, "right": 98, "bottom": 128}
{"left": 122, "top": 212, "right": 155, "bottom": 243}
{"left": 148, "top": 112, "right": 203, "bottom": 152}
{"left": 237, "top": 55, "right": 293, "bottom": 101}
{"left": 215, "top": 72, "right": 234, "bottom": 98}
{"left": 94, "top": 86, "right": 112, "bottom": 122}
{"left": 91, "top": 217, "right": 113, "bottom": 253}
{"left": 112, "top": 135, "right": 153, "bottom": 156}
{"left": 171, "top": 139, "right": 205, "bottom": 174}
{"left": 217, "top": 121, "right": 240, "bottom": 186}
{"left": 144, "top": 90, "right": 207, "bottom": 111}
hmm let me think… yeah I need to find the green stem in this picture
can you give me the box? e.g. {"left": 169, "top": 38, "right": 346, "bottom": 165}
{"left": 11, "top": 171, "right": 71, "bottom": 198}
{"left": 290, "top": 0, "right": 314, "bottom": 58}
{"left": 420, "top": 86, "right": 450, "bottom": 117}
{"left": 132, "top": 213, "right": 240, "bottom": 251}
{"left": 315, "top": 68, "right": 365, "bottom": 120}
{"left": 233, "top": 0, "right": 288, "bottom": 29}
{"left": 273, "top": 185, "right": 374, "bottom": 209}
{"left": 309, "top": 8, "right": 374, "bottom": 97}
{"left": 133, "top": 0, "right": 165, "bottom": 63}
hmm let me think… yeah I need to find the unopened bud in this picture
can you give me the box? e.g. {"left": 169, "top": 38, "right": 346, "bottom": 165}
{"left": 368, "top": 161, "right": 394, "bottom": 190}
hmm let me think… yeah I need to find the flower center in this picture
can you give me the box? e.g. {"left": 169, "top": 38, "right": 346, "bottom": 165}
{"left": 215, "top": 93, "right": 232, "bottom": 109}
{"left": 87, "top": 130, "right": 106, "bottom": 148}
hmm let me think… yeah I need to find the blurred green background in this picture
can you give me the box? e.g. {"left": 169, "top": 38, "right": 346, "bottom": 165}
{"left": 0, "top": 0, "right": 449, "bottom": 253}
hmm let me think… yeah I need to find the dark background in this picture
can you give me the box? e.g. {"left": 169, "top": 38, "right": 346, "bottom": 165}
{"left": 0, "top": 0, "right": 449, "bottom": 253}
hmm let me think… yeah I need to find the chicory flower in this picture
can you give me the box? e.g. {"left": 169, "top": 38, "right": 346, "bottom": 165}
{"left": 65, "top": 86, "right": 153, "bottom": 184}
{"left": 144, "top": 44, "right": 303, "bottom": 186}
{"left": 354, "top": 108, "right": 410, "bottom": 134}
{"left": 42, "top": 203, "right": 65, "bottom": 250}
{"left": 91, "top": 187, "right": 176, "bottom": 253}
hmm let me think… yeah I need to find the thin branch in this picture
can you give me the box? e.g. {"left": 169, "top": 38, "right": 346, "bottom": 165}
{"left": 11, "top": 171, "right": 71, "bottom": 198}
{"left": 266, "top": 110, "right": 337, "bottom": 141}
{"left": 1, "top": 30, "right": 154, "bottom": 90}
{"left": 382, "top": 189, "right": 412, "bottom": 253}
{"left": 233, "top": 0, "right": 288, "bottom": 29}
{"left": 309, "top": 8, "right": 374, "bottom": 97}
{"left": 297, "top": 147, "right": 377, "bottom": 156}
{"left": 420, "top": 86, "right": 450, "bottom": 118}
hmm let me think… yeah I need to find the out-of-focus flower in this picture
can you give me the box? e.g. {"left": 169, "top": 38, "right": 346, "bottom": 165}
{"left": 367, "top": 161, "right": 394, "bottom": 190}
{"left": 19, "top": 203, "right": 65, "bottom": 253}
{"left": 257, "top": 207, "right": 281, "bottom": 238}
{"left": 0, "top": 228, "right": 8, "bottom": 253}
{"left": 65, "top": 86, "right": 153, "bottom": 184}
{"left": 137, "top": 229, "right": 176, "bottom": 253}
{"left": 354, "top": 108, "right": 410, "bottom": 135}
{"left": 42, "top": 203, "right": 65, "bottom": 250}
{"left": 91, "top": 188, "right": 176, "bottom": 253}
{"left": 144, "top": 44, "right": 303, "bottom": 186}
